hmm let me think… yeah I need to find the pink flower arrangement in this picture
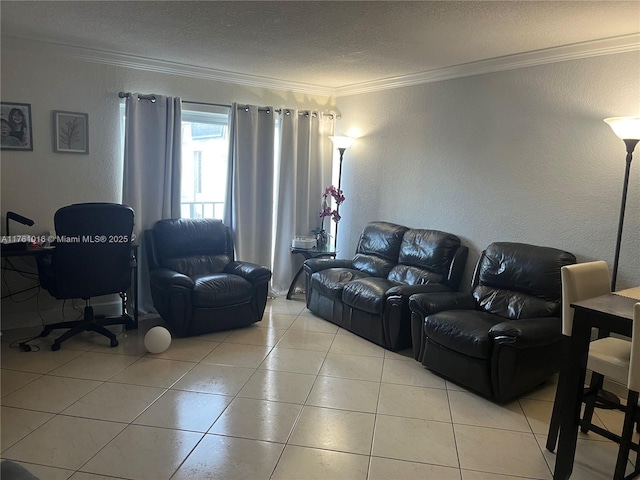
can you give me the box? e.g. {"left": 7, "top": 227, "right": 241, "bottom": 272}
{"left": 318, "top": 185, "right": 345, "bottom": 225}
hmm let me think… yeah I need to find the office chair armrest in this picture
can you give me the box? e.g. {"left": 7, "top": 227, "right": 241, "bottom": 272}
{"left": 489, "top": 317, "right": 562, "bottom": 348}
{"left": 225, "top": 261, "right": 272, "bottom": 284}
{"left": 149, "top": 268, "right": 195, "bottom": 290}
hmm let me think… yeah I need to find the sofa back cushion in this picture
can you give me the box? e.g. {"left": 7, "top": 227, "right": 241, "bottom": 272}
{"left": 352, "top": 221, "right": 409, "bottom": 277}
{"left": 388, "top": 229, "right": 461, "bottom": 285}
{"left": 472, "top": 242, "right": 576, "bottom": 319}
{"left": 151, "top": 218, "right": 232, "bottom": 276}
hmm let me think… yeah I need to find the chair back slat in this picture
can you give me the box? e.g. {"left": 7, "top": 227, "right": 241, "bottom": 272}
{"left": 560, "top": 261, "right": 611, "bottom": 336}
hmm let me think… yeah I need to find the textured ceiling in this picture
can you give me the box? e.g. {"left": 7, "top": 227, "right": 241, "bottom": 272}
{"left": 2, "top": 1, "right": 640, "bottom": 90}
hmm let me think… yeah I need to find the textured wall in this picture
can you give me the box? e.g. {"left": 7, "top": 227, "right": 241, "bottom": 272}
{"left": 0, "top": 45, "right": 334, "bottom": 327}
{"left": 335, "top": 52, "right": 640, "bottom": 290}
{"left": 0, "top": 48, "right": 334, "bottom": 237}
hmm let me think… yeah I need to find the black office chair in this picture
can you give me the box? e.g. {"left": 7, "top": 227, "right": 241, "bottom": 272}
{"left": 37, "top": 203, "right": 136, "bottom": 351}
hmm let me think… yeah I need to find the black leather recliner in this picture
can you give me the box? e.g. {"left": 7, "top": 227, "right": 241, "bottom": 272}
{"left": 304, "top": 221, "right": 468, "bottom": 350}
{"left": 409, "top": 242, "right": 576, "bottom": 403}
{"left": 145, "top": 218, "right": 272, "bottom": 337}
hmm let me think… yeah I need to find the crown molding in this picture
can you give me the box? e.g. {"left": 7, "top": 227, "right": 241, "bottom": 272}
{"left": 5, "top": 34, "right": 639, "bottom": 98}
{"left": 335, "top": 33, "right": 640, "bottom": 97}
{"left": 2, "top": 36, "right": 337, "bottom": 97}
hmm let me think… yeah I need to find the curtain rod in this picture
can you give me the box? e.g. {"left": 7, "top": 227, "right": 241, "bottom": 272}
{"left": 118, "top": 92, "right": 230, "bottom": 109}
{"left": 236, "top": 105, "right": 336, "bottom": 119}
{"left": 118, "top": 93, "right": 336, "bottom": 119}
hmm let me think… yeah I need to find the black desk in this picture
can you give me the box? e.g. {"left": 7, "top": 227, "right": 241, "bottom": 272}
{"left": 1, "top": 244, "right": 139, "bottom": 329}
{"left": 286, "top": 245, "right": 337, "bottom": 300}
{"left": 1, "top": 245, "right": 54, "bottom": 299}
{"left": 553, "top": 293, "right": 637, "bottom": 480}
{"left": 1, "top": 244, "right": 53, "bottom": 257}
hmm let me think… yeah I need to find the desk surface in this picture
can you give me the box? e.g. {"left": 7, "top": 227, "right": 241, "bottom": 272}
{"left": 1, "top": 245, "right": 54, "bottom": 257}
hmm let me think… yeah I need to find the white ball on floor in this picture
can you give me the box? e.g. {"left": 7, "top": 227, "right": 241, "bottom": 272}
{"left": 144, "top": 326, "right": 172, "bottom": 354}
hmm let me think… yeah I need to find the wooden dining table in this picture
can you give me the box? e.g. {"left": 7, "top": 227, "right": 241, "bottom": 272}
{"left": 553, "top": 289, "right": 640, "bottom": 479}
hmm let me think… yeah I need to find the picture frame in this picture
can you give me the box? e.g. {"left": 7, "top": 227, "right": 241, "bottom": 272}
{"left": 53, "top": 110, "right": 89, "bottom": 154}
{"left": 1, "top": 102, "right": 33, "bottom": 151}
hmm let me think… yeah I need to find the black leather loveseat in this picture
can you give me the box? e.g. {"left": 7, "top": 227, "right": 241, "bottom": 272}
{"left": 145, "top": 218, "right": 272, "bottom": 337}
{"left": 303, "top": 221, "right": 468, "bottom": 350}
{"left": 409, "top": 242, "right": 576, "bottom": 402}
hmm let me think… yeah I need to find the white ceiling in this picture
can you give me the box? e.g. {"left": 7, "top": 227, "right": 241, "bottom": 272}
{"left": 2, "top": 1, "right": 640, "bottom": 95}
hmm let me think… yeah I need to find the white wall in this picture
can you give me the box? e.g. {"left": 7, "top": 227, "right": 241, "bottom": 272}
{"left": 0, "top": 46, "right": 335, "bottom": 236}
{"left": 0, "top": 43, "right": 335, "bottom": 328}
{"left": 2, "top": 42, "right": 638, "bottom": 330}
{"left": 335, "top": 52, "right": 640, "bottom": 290}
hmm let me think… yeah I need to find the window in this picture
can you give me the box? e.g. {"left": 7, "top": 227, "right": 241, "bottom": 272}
{"left": 180, "top": 106, "right": 230, "bottom": 220}
{"left": 193, "top": 151, "right": 203, "bottom": 195}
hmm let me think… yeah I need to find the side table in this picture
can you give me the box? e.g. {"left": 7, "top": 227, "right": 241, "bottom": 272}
{"left": 286, "top": 245, "right": 337, "bottom": 299}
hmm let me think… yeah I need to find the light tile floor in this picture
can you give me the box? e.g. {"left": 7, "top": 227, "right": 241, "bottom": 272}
{"left": 0, "top": 297, "right": 635, "bottom": 479}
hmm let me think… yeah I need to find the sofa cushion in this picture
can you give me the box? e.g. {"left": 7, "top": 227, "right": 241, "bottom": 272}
{"left": 192, "top": 273, "right": 253, "bottom": 307}
{"left": 351, "top": 221, "right": 409, "bottom": 277}
{"left": 425, "top": 310, "right": 503, "bottom": 359}
{"left": 153, "top": 218, "right": 230, "bottom": 260}
{"left": 388, "top": 264, "right": 443, "bottom": 286}
{"left": 473, "top": 285, "right": 560, "bottom": 320}
{"left": 475, "top": 242, "right": 572, "bottom": 303}
{"left": 473, "top": 242, "right": 575, "bottom": 318}
{"left": 396, "top": 229, "right": 461, "bottom": 274}
{"left": 352, "top": 254, "right": 397, "bottom": 279}
{"left": 164, "top": 255, "right": 232, "bottom": 277}
{"left": 342, "top": 277, "right": 400, "bottom": 314}
{"left": 310, "top": 268, "right": 370, "bottom": 300}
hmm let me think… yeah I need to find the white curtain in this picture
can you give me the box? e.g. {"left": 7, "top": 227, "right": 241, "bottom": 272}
{"left": 272, "top": 110, "right": 333, "bottom": 294}
{"left": 122, "top": 93, "right": 182, "bottom": 312}
{"left": 225, "top": 105, "right": 276, "bottom": 269}
{"left": 226, "top": 103, "right": 333, "bottom": 296}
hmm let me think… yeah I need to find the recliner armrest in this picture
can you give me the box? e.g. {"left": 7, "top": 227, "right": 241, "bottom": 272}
{"left": 489, "top": 317, "right": 562, "bottom": 348}
{"left": 149, "top": 268, "right": 195, "bottom": 290}
{"left": 387, "top": 283, "right": 453, "bottom": 299}
{"left": 409, "top": 292, "right": 476, "bottom": 318}
{"left": 224, "top": 261, "right": 272, "bottom": 284}
{"left": 303, "top": 258, "right": 354, "bottom": 274}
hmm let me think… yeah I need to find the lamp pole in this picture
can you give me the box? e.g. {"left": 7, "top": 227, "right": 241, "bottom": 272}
{"left": 329, "top": 136, "right": 354, "bottom": 249}
{"left": 604, "top": 117, "right": 640, "bottom": 291}
{"left": 335, "top": 147, "right": 346, "bottom": 249}
{"left": 611, "top": 139, "right": 638, "bottom": 291}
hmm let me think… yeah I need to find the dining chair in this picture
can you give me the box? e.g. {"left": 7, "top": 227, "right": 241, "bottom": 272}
{"left": 547, "top": 261, "right": 640, "bottom": 479}
{"left": 609, "top": 302, "right": 640, "bottom": 479}
{"left": 547, "top": 260, "right": 617, "bottom": 451}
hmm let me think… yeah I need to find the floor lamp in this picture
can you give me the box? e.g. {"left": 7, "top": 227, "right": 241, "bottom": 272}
{"left": 329, "top": 135, "right": 354, "bottom": 248}
{"left": 604, "top": 117, "right": 640, "bottom": 291}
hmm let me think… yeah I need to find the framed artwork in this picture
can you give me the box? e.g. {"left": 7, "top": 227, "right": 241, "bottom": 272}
{"left": 1, "top": 102, "right": 33, "bottom": 151}
{"left": 53, "top": 110, "right": 89, "bottom": 154}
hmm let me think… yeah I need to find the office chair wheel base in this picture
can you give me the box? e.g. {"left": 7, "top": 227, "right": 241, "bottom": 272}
{"left": 110, "top": 338, "right": 119, "bottom": 348}
{"left": 51, "top": 342, "right": 61, "bottom": 352}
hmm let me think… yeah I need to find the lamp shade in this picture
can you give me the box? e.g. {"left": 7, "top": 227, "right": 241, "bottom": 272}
{"left": 604, "top": 117, "right": 640, "bottom": 140}
{"left": 329, "top": 135, "right": 354, "bottom": 150}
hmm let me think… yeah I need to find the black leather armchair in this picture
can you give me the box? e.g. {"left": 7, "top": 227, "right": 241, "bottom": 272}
{"left": 304, "top": 221, "right": 468, "bottom": 350}
{"left": 145, "top": 218, "right": 272, "bottom": 337}
{"left": 409, "top": 242, "right": 576, "bottom": 403}
{"left": 37, "top": 203, "right": 136, "bottom": 351}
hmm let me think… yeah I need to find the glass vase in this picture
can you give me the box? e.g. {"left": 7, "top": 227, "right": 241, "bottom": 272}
{"left": 316, "top": 230, "right": 329, "bottom": 249}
